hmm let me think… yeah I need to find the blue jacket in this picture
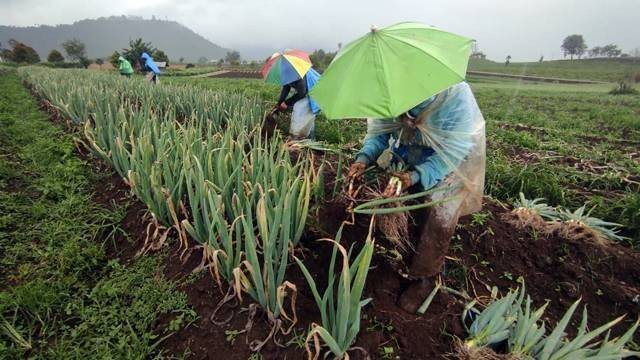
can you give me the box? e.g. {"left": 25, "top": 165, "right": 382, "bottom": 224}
{"left": 140, "top": 52, "right": 161, "bottom": 74}
{"left": 356, "top": 82, "right": 479, "bottom": 190}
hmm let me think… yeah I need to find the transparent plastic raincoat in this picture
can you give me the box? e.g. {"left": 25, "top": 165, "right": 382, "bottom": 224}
{"left": 356, "top": 81, "right": 485, "bottom": 216}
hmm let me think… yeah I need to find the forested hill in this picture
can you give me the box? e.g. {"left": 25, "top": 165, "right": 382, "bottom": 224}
{"left": 0, "top": 16, "right": 231, "bottom": 61}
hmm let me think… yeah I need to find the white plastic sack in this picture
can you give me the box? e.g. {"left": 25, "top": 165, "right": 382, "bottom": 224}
{"left": 290, "top": 97, "right": 316, "bottom": 138}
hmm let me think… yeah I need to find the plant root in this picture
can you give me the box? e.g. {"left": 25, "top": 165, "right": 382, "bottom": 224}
{"left": 546, "top": 220, "right": 609, "bottom": 246}
{"left": 376, "top": 208, "right": 412, "bottom": 252}
{"left": 449, "top": 338, "right": 517, "bottom": 360}
{"left": 501, "top": 208, "right": 547, "bottom": 231}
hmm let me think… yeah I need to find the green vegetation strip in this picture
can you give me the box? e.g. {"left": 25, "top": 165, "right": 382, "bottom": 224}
{"left": 0, "top": 68, "right": 194, "bottom": 358}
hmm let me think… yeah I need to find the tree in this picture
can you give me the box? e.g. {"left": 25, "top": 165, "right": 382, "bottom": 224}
{"left": 198, "top": 56, "right": 208, "bottom": 65}
{"left": 601, "top": 44, "right": 621, "bottom": 58}
{"left": 309, "top": 49, "right": 337, "bottom": 70}
{"left": 225, "top": 50, "right": 241, "bottom": 65}
{"left": 62, "top": 38, "right": 88, "bottom": 65}
{"left": 47, "top": 49, "right": 64, "bottom": 63}
{"left": 108, "top": 51, "right": 120, "bottom": 68}
{"left": 505, "top": 55, "right": 512, "bottom": 66}
{"left": 95, "top": 58, "right": 104, "bottom": 65}
{"left": 179, "top": 57, "right": 184, "bottom": 63}
{"left": 309, "top": 49, "right": 326, "bottom": 66}
{"left": 153, "top": 49, "right": 169, "bottom": 65}
{"left": 588, "top": 46, "right": 602, "bottom": 58}
{"left": 121, "top": 38, "right": 156, "bottom": 69}
{"left": 7, "top": 41, "right": 40, "bottom": 63}
{"left": 539, "top": 55, "right": 544, "bottom": 63}
{"left": 561, "top": 35, "right": 587, "bottom": 60}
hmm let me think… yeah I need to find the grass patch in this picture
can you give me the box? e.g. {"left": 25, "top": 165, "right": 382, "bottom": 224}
{"left": 0, "top": 69, "right": 194, "bottom": 359}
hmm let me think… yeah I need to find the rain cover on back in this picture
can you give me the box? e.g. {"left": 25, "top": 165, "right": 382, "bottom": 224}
{"left": 364, "top": 82, "right": 485, "bottom": 216}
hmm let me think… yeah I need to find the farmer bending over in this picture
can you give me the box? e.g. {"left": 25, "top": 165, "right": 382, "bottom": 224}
{"left": 117, "top": 56, "right": 134, "bottom": 78}
{"left": 275, "top": 69, "right": 321, "bottom": 140}
{"left": 347, "top": 81, "right": 486, "bottom": 313}
{"left": 140, "top": 52, "right": 161, "bottom": 84}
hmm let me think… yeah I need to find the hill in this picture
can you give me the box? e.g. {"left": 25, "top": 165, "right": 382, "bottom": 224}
{"left": 468, "top": 58, "right": 640, "bottom": 82}
{"left": 0, "top": 16, "right": 231, "bottom": 62}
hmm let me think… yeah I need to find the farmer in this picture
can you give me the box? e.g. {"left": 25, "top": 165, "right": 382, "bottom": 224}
{"left": 274, "top": 68, "right": 321, "bottom": 139}
{"left": 117, "top": 56, "right": 134, "bottom": 77}
{"left": 140, "top": 52, "right": 160, "bottom": 84}
{"left": 346, "top": 81, "right": 486, "bottom": 313}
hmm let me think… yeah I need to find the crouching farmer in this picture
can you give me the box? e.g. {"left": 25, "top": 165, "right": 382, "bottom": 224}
{"left": 347, "top": 81, "right": 486, "bottom": 312}
{"left": 275, "top": 68, "right": 322, "bottom": 140}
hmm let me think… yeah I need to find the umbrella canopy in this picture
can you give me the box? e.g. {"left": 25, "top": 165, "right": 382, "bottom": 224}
{"left": 261, "top": 50, "right": 312, "bottom": 86}
{"left": 310, "top": 22, "right": 474, "bottom": 119}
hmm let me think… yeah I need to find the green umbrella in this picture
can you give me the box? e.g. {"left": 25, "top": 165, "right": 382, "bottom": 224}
{"left": 310, "top": 22, "right": 474, "bottom": 119}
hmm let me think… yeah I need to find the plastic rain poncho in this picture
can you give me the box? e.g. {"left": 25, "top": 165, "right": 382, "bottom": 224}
{"left": 305, "top": 68, "right": 322, "bottom": 114}
{"left": 356, "top": 81, "right": 485, "bottom": 216}
{"left": 140, "top": 52, "right": 161, "bottom": 74}
{"left": 118, "top": 56, "right": 134, "bottom": 75}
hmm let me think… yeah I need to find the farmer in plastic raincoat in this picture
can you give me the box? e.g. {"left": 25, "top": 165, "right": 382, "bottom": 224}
{"left": 275, "top": 68, "right": 322, "bottom": 139}
{"left": 140, "top": 52, "right": 161, "bottom": 84}
{"left": 347, "top": 81, "right": 486, "bottom": 313}
{"left": 117, "top": 56, "right": 134, "bottom": 77}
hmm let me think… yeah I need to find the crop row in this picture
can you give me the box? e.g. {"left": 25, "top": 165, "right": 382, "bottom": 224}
{"left": 19, "top": 67, "right": 321, "bottom": 338}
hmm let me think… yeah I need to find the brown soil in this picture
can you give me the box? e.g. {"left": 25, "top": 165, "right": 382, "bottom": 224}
{"left": 153, "top": 197, "right": 640, "bottom": 359}
{"left": 32, "top": 90, "right": 640, "bottom": 359}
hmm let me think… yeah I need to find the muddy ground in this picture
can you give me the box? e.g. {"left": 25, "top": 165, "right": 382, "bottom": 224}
{"left": 91, "top": 169, "right": 640, "bottom": 359}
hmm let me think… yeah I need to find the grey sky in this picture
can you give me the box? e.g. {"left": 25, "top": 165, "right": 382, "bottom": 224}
{"left": 1, "top": 0, "right": 638, "bottom": 61}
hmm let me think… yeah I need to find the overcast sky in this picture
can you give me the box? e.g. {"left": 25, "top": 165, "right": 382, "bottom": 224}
{"left": 1, "top": 0, "right": 638, "bottom": 61}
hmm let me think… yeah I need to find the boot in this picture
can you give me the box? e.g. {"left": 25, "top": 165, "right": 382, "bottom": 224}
{"left": 398, "top": 278, "right": 435, "bottom": 314}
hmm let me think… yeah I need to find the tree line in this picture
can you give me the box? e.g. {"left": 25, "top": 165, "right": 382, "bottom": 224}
{"left": 0, "top": 36, "right": 251, "bottom": 69}
{"left": 561, "top": 34, "right": 632, "bottom": 60}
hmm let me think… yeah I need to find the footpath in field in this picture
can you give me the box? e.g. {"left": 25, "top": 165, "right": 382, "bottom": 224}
{"left": 0, "top": 68, "right": 194, "bottom": 358}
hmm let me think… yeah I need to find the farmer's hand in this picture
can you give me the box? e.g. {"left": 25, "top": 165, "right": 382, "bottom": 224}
{"left": 347, "top": 162, "right": 367, "bottom": 181}
{"left": 278, "top": 102, "right": 288, "bottom": 111}
{"left": 383, "top": 172, "right": 413, "bottom": 198}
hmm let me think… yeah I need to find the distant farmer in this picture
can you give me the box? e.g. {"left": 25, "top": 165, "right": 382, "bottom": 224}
{"left": 117, "top": 56, "right": 134, "bottom": 77}
{"left": 347, "top": 82, "right": 486, "bottom": 312}
{"left": 140, "top": 52, "right": 160, "bottom": 84}
{"left": 275, "top": 70, "right": 321, "bottom": 139}
{"left": 261, "top": 50, "right": 321, "bottom": 139}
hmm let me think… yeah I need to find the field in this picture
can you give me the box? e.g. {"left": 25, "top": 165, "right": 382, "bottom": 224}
{"left": 468, "top": 58, "right": 640, "bottom": 82}
{"left": 1, "top": 64, "right": 640, "bottom": 359}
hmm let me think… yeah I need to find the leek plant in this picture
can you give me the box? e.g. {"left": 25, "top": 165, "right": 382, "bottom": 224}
{"left": 20, "top": 66, "right": 318, "bottom": 347}
{"left": 513, "top": 192, "right": 558, "bottom": 220}
{"left": 461, "top": 285, "right": 640, "bottom": 359}
{"left": 554, "top": 205, "right": 627, "bottom": 243}
{"left": 295, "top": 223, "right": 375, "bottom": 360}
{"left": 352, "top": 186, "right": 458, "bottom": 215}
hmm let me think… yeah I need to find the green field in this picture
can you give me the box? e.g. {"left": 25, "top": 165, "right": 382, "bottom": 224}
{"left": 2, "top": 63, "right": 639, "bottom": 358}
{"left": 468, "top": 58, "right": 640, "bottom": 82}
{"left": 166, "top": 74, "right": 640, "bottom": 244}
{"left": 0, "top": 68, "right": 194, "bottom": 358}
